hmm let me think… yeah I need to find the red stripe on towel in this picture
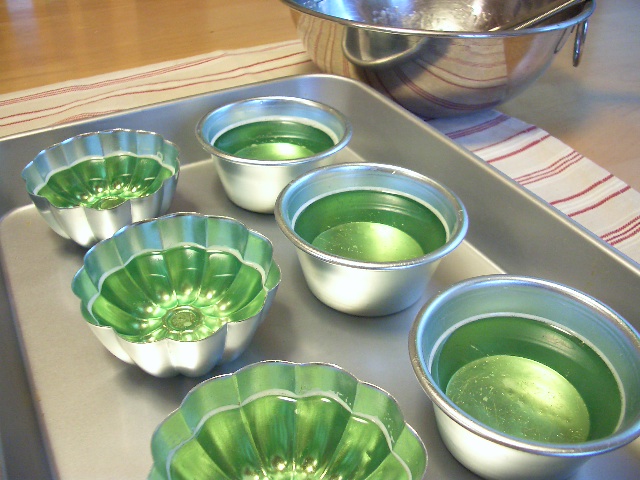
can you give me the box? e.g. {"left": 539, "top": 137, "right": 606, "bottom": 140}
{"left": 601, "top": 215, "right": 640, "bottom": 245}
{"left": 443, "top": 114, "right": 511, "bottom": 140}
{"left": 474, "top": 125, "right": 540, "bottom": 154}
{"left": 0, "top": 53, "right": 312, "bottom": 129}
{"left": 516, "top": 151, "right": 584, "bottom": 186}
{"left": 486, "top": 134, "right": 551, "bottom": 163}
{"left": 550, "top": 174, "right": 615, "bottom": 205}
{"left": 0, "top": 42, "right": 301, "bottom": 108}
{"left": 568, "top": 186, "right": 632, "bottom": 217}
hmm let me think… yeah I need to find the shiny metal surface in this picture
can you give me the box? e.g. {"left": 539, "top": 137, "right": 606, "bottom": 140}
{"left": 196, "top": 96, "right": 352, "bottom": 213}
{"left": 21, "top": 129, "right": 180, "bottom": 247}
{"left": 282, "top": 0, "right": 594, "bottom": 117}
{"left": 0, "top": 75, "right": 638, "bottom": 479}
{"left": 149, "top": 361, "right": 427, "bottom": 479}
{"left": 409, "top": 275, "right": 640, "bottom": 480}
{"left": 71, "top": 213, "right": 281, "bottom": 378}
{"left": 275, "top": 162, "right": 468, "bottom": 316}
{"left": 489, "top": 0, "right": 587, "bottom": 31}
{"left": 0, "top": 436, "right": 5, "bottom": 480}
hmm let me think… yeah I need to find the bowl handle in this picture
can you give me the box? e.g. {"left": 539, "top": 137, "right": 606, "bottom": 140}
{"left": 572, "top": 20, "right": 589, "bottom": 66}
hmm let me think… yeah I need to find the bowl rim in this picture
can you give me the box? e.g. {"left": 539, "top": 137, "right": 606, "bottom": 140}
{"left": 275, "top": 162, "right": 469, "bottom": 270}
{"left": 408, "top": 273, "right": 640, "bottom": 457}
{"left": 281, "top": 0, "right": 596, "bottom": 38}
{"left": 150, "top": 359, "right": 428, "bottom": 478}
{"left": 195, "top": 95, "right": 353, "bottom": 166}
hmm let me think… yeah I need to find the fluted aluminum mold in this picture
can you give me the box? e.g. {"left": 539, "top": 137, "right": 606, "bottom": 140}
{"left": 21, "top": 129, "right": 180, "bottom": 247}
{"left": 148, "top": 361, "right": 427, "bottom": 479}
{"left": 196, "top": 96, "right": 353, "bottom": 213}
{"left": 71, "top": 213, "right": 281, "bottom": 377}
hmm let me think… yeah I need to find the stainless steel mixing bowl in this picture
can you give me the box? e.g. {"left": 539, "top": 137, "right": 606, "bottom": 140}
{"left": 281, "top": 0, "right": 595, "bottom": 117}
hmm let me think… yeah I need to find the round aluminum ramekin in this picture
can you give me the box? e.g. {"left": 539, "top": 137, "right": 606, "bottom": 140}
{"left": 275, "top": 162, "right": 468, "bottom": 316}
{"left": 196, "top": 96, "right": 352, "bottom": 213}
{"left": 409, "top": 274, "right": 640, "bottom": 480}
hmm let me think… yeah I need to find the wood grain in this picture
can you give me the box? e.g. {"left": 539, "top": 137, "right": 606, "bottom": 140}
{"left": 0, "top": 0, "right": 298, "bottom": 93}
{"left": 1, "top": 0, "right": 638, "bottom": 191}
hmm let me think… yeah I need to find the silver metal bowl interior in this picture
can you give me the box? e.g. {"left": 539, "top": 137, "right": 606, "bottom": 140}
{"left": 409, "top": 274, "right": 640, "bottom": 480}
{"left": 275, "top": 162, "right": 468, "bottom": 315}
{"left": 282, "top": 0, "right": 595, "bottom": 117}
{"left": 196, "top": 96, "right": 353, "bottom": 213}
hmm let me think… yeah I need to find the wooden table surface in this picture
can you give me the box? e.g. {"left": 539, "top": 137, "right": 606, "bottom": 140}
{"left": 1, "top": 0, "right": 638, "bottom": 191}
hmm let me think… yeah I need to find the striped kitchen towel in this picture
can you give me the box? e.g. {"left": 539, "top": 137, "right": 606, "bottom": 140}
{"left": 1, "top": 40, "right": 638, "bottom": 263}
{"left": 430, "top": 111, "right": 640, "bottom": 260}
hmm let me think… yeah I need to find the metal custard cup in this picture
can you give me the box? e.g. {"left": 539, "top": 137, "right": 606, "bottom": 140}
{"left": 275, "top": 162, "right": 468, "bottom": 316}
{"left": 409, "top": 274, "right": 640, "bottom": 480}
{"left": 196, "top": 96, "right": 353, "bottom": 213}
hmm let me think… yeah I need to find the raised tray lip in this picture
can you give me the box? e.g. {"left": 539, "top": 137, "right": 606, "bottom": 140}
{"left": 2, "top": 73, "right": 637, "bottom": 269}
{"left": 1, "top": 73, "right": 638, "bottom": 325}
{"left": 0, "top": 72, "right": 639, "bottom": 479}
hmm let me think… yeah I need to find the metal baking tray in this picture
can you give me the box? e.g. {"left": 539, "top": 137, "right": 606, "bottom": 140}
{"left": 0, "top": 74, "right": 638, "bottom": 479}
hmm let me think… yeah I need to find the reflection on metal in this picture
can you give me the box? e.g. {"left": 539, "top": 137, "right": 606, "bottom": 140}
{"left": 342, "top": 28, "right": 427, "bottom": 68}
{"left": 573, "top": 20, "right": 589, "bottom": 66}
{"left": 489, "top": 0, "right": 587, "bottom": 31}
{"left": 284, "top": 0, "right": 595, "bottom": 117}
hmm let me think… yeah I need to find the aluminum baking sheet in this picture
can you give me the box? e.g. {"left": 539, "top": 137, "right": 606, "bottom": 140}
{"left": 1, "top": 74, "right": 638, "bottom": 479}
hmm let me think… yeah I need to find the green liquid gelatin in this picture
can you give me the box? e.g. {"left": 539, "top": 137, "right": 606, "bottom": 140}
{"left": 433, "top": 315, "right": 622, "bottom": 443}
{"left": 89, "top": 245, "right": 268, "bottom": 343}
{"left": 446, "top": 355, "right": 590, "bottom": 443}
{"left": 72, "top": 214, "right": 280, "bottom": 377}
{"left": 149, "top": 362, "right": 427, "bottom": 480}
{"left": 213, "top": 119, "right": 335, "bottom": 161}
{"left": 35, "top": 154, "right": 175, "bottom": 210}
{"left": 294, "top": 189, "right": 447, "bottom": 262}
{"left": 184, "top": 394, "right": 402, "bottom": 479}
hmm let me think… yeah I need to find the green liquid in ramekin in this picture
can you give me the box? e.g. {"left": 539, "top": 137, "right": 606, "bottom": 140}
{"left": 433, "top": 315, "right": 622, "bottom": 443}
{"left": 294, "top": 189, "right": 447, "bottom": 262}
{"left": 214, "top": 120, "right": 335, "bottom": 161}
